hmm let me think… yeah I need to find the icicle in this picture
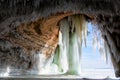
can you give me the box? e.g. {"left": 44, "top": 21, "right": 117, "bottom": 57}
{"left": 53, "top": 45, "right": 63, "bottom": 72}
{"left": 103, "top": 39, "right": 112, "bottom": 64}
{"left": 53, "top": 15, "right": 87, "bottom": 75}
{"left": 71, "top": 15, "right": 87, "bottom": 73}
{"left": 34, "top": 0, "right": 40, "bottom": 8}
{"left": 92, "top": 25, "right": 109, "bottom": 63}
{"left": 65, "top": 15, "right": 88, "bottom": 75}
{"left": 104, "top": 40, "right": 108, "bottom": 64}
{"left": 59, "top": 19, "right": 69, "bottom": 73}
{"left": 33, "top": 52, "right": 59, "bottom": 75}
{"left": 53, "top": 18, "right": 69, "bottom": 73}
{"left": 52, "top": 31, "right": 63, "bottom": 72}
{"left": 67, "top": 32, "right": 81, "bottom": 75}
{"left": 71, "top": 15, "right": 88, "bottom": 47}
{"left": 0, "top": 66, "right": 10, "bottom": 77}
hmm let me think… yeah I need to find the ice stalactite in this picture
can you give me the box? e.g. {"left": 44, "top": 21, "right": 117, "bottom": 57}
{"left": 33, "top": 52, "right": 59, "bottom": 75}
{"left": 53, "top": 45, "right": 63, "bottom": 72}
{"left": 53, "top": 18, "right": 69, "bottom": 73}
{"left": 67, "top": 32, "right": 81, "bottom": 75}
{"left": 52, "top": 15, "right": 88, "bottom": 75}
{"left": 92, "top": 25, "right": 110, "bottom": 64}
{"left": 59, "top": 19, "right": 69, "bottom": 73}
{"left": 104, "top": 40, "right": 110, "bottom": 64}
{"left": 66, "top": 15, "right": 88, "bottom": 75}
{"left": 71, "top": 15, "right": 88, "bottom": 47}
{"left": 71, "top": 15, "right": 88, "bottom": 72}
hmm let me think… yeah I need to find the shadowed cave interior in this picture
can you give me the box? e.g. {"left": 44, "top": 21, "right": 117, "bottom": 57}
{"left": 0, "top": 0, "right": 120, "bottom": 79}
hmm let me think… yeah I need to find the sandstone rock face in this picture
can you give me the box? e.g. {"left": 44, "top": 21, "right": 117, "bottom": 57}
{"left": 0, "top": 0, "right": 120, "bottom": 77}
{"left": 0, "top": 12, "right": 72, "bottom": 73}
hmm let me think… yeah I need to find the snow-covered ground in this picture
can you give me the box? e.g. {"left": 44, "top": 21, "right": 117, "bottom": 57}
{"left": 81, "top": 69, "right": 115, "bottom": 78}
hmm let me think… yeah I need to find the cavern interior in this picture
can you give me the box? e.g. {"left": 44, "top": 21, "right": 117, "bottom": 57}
{"left": 0, "top": 0, "right": 120, "bottom": 79}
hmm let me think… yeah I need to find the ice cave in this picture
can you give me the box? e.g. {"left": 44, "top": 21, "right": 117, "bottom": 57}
{"left": 0, "top": 0, "right": 120, "bottom": 80}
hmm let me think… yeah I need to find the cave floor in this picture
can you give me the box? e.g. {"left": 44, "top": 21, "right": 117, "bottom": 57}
{"left": 0, "top": 73, "right": 118, "bottom": 80}
{"left": 0, "top": 76, "right": 118, "bottom": 80}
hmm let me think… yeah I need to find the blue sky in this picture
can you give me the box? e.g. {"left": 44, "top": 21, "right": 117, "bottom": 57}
{"left": 81, "top": 23, "right": 113, "bottom": 69}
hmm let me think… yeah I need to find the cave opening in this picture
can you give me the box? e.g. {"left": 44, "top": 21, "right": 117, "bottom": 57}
{"left": 81, "top": 22, "right": 115, "bottom": 78}
{"left": 32, "top": 15, "right": 115, "bottom": 78}
{"left": 0, "top": 14, "right": 116, "bottom": 79}
{"left": 50, "top": 15, "right": 115, "bottom": 78}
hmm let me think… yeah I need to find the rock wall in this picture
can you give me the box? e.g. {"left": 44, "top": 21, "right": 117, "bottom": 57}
{"left": 95, "top": 15, "right": 120, "bottom": 77}
{"left": 0, "top": 12, "right": 72, "bottom": 73}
